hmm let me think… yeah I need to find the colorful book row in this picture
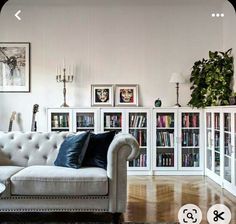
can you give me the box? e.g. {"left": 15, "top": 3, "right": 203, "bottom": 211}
{"left": 156, "top": 131, "right": 174, "bottom": 147}
{"left": 129, "top": 153, "right": 147, "bottom": 167}
{"left": 182, "top": 131, "right": 199, "bottom": 147}
{"left": 105, "top": 114, "right": 122, "bottom": 128}
{"left": 182, "top": 152, "right": 199, "bottom": 167}
{"left": 182, "top": 113, "right": 199, "bottom": 128}
{"left": 52, "top": 114, "right": 69, "bottom": 128}
{"left": 156, "top": 115, "right": 174, "bottom": 128}
{"left": 156, "top": 153, "right": 174, "bottom": 167}
{"left": 77, "top": 115, "right": 94, "bottom": 127}
{"left": 129, "top": 114, "right": 146, "bottom": 128}
{"left": 129, "top": 129, "right": 147, "bottom": 146}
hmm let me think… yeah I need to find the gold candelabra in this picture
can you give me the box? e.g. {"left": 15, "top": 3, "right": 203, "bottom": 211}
{"left": 56, "top": 68, "right": 73, "bottom": 107}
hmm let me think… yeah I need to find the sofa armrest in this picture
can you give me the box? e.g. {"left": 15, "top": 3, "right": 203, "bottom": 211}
{"left": 107, "top": 133, "right": 139, "bottom": 213}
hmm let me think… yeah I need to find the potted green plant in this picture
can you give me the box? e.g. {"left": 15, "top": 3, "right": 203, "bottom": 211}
{"left": 188, "top": 49, "right": 234, "bottom": 108}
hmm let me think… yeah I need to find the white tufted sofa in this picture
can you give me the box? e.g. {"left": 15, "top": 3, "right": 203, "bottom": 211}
{"left": 0, "top": 131, "right": 139, "bottom": 215}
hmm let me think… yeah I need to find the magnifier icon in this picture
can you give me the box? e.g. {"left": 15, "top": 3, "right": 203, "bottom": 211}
{"left": 187, "top": 212, "right": 194, "bottom": 219}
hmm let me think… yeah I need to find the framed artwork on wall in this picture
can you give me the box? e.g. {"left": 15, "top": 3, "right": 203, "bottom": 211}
{"left": 91, "top": 84, "right": 114, "bottom": 106}
{"left": 115, "top": 84, "right": 139, "bottom": 106}
{"left": 0, "top": 42, "right": 30, "bottom": 92}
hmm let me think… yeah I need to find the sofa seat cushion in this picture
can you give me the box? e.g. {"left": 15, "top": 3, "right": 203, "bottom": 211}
{"left": 0, "top": 166, "right": 24, "bottom": 185}
{"left": 10, "top": 165, "right": 108, "bottom": 196}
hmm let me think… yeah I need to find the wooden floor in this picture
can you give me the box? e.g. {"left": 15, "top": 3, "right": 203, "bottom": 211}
{"left": 124, "top": 176, "right": 236, "bottom": 223}
{"left": 1, "top": 176, "right": 235, "bottom": 223}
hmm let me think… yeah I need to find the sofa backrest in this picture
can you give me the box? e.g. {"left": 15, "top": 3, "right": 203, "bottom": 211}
{"left": 0, "top": 132, "right": 70, "bottom": 167}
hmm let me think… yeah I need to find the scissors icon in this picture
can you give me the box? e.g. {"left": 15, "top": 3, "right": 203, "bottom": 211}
{"left": 213, "top": 210, "right": 225, "bottom": 221}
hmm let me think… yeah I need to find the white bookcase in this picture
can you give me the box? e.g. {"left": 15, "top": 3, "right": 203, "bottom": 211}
{"left": 100, "top": 108, "right": 152, "bottom": 174}
{"left": 178, "top": 108, "right": 203, "bottom": 172}
{"left": 153, "top": 108, "right": 203, "bottom": 175}
{"left": 205, "top": 107, "right": 236, "bottom": 196}
{"left": 127, "top": 109, "right": 151, "bottom": 173}
{"left": 47, "top": 108, "right": 99, "bottom": 133}
{"left": 48, "top": 107, "right": 152, "bottom": 175}
{"left": 153, "top": 108, "right": 178, "bottom": 171}
{"left": 46, "top": 106, "right": 236, "bottom": 196}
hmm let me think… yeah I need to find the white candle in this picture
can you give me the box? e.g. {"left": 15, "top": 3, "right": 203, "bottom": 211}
{"left": 63, "top": 58, "right": 65, "bottom": 69}
{"left": 59, "top": 65, "right": 61, "bottom": 75}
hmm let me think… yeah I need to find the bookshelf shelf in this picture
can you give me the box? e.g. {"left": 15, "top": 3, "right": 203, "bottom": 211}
{"left": 156, "top": 146, "right": 174, "bottom": 149}
{"left": 182, "top": 127, "right": 200, "bottom": 130}
{"left": 129, "top": 127, "right": 147, "bottom": 130}
{"left": 77, "top": 127, "right": 94, "bottom": 130}
{"left": 182, "top": 146, "right": 199, "bottom": 149}
{"left": 224, "top": 131, "right": 231, "bottom": 134}
{"left": 51, "top": 127, "right": 69, "bottom": 130}
{"left": 224, "top": 154, "right": 232, "bottom": 159}
{"left": 156, "top": 127, "right": 175, "bottom": 130}
{"left": 104, "top": 127, "right": 122, "bottom": 129}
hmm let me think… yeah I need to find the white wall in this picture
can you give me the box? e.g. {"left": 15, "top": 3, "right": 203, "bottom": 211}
{"left": 0, "top": 0, "right": 225, "bottom": 131}
{"left": 223, "top": 1, "right": 236, "bottom": 91}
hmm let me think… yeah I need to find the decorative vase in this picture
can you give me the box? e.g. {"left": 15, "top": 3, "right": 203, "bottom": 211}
{"left": 155, "top": 98, "right": 162, "bottom": 107}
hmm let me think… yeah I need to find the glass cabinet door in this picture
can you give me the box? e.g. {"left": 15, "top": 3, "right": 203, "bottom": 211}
{"left": 235, "top": 113, "right": 236, "bottom": 186}
{"left": 103, "top": 112, "right": 123, "bottom": 134}
{"left": 223, "top": 113, "right": 232, "bottom": 183}
{"left": 156, "top": 113, "right": 175, "bottom": 168}
{"left": 214, "top": 113, "right": 221, "bottom": 176}
{"left": 181, "top": 112, "right": 200, "bottom": 168}
{"left": 76, "top": 112, "right": 95, "bottom": 132}
{"left": 50, "top": 112, "right": 70, "bottom": 131}
{"left": 206, "top": 112, "right": 212, "bottom": 170}
{"left": 128, "top": 112, "right": 148, "bottom": 168}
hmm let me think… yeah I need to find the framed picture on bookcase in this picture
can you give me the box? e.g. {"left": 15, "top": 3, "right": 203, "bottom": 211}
{"left": 91, "top": 84, "right": 114, "bottom": 106}
{"left": 115, "top": 84, "right": 139, "bottom": 106}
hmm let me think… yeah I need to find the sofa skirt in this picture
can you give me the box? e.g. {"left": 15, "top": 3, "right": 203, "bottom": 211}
{"left": 0, "top": 195, "right": 109, "bottom": 212}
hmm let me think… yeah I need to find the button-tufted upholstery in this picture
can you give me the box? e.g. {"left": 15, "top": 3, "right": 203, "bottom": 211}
{"left": 0, "top": 132, "right": 70, "bottom": 167}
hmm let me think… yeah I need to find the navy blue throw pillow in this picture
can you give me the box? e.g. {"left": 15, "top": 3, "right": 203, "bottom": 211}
{"left": 82, "top": 131, "right": 116, "bottom": 170}
{"left": 54, "top": 132, "right": 90, "bottom": 169}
